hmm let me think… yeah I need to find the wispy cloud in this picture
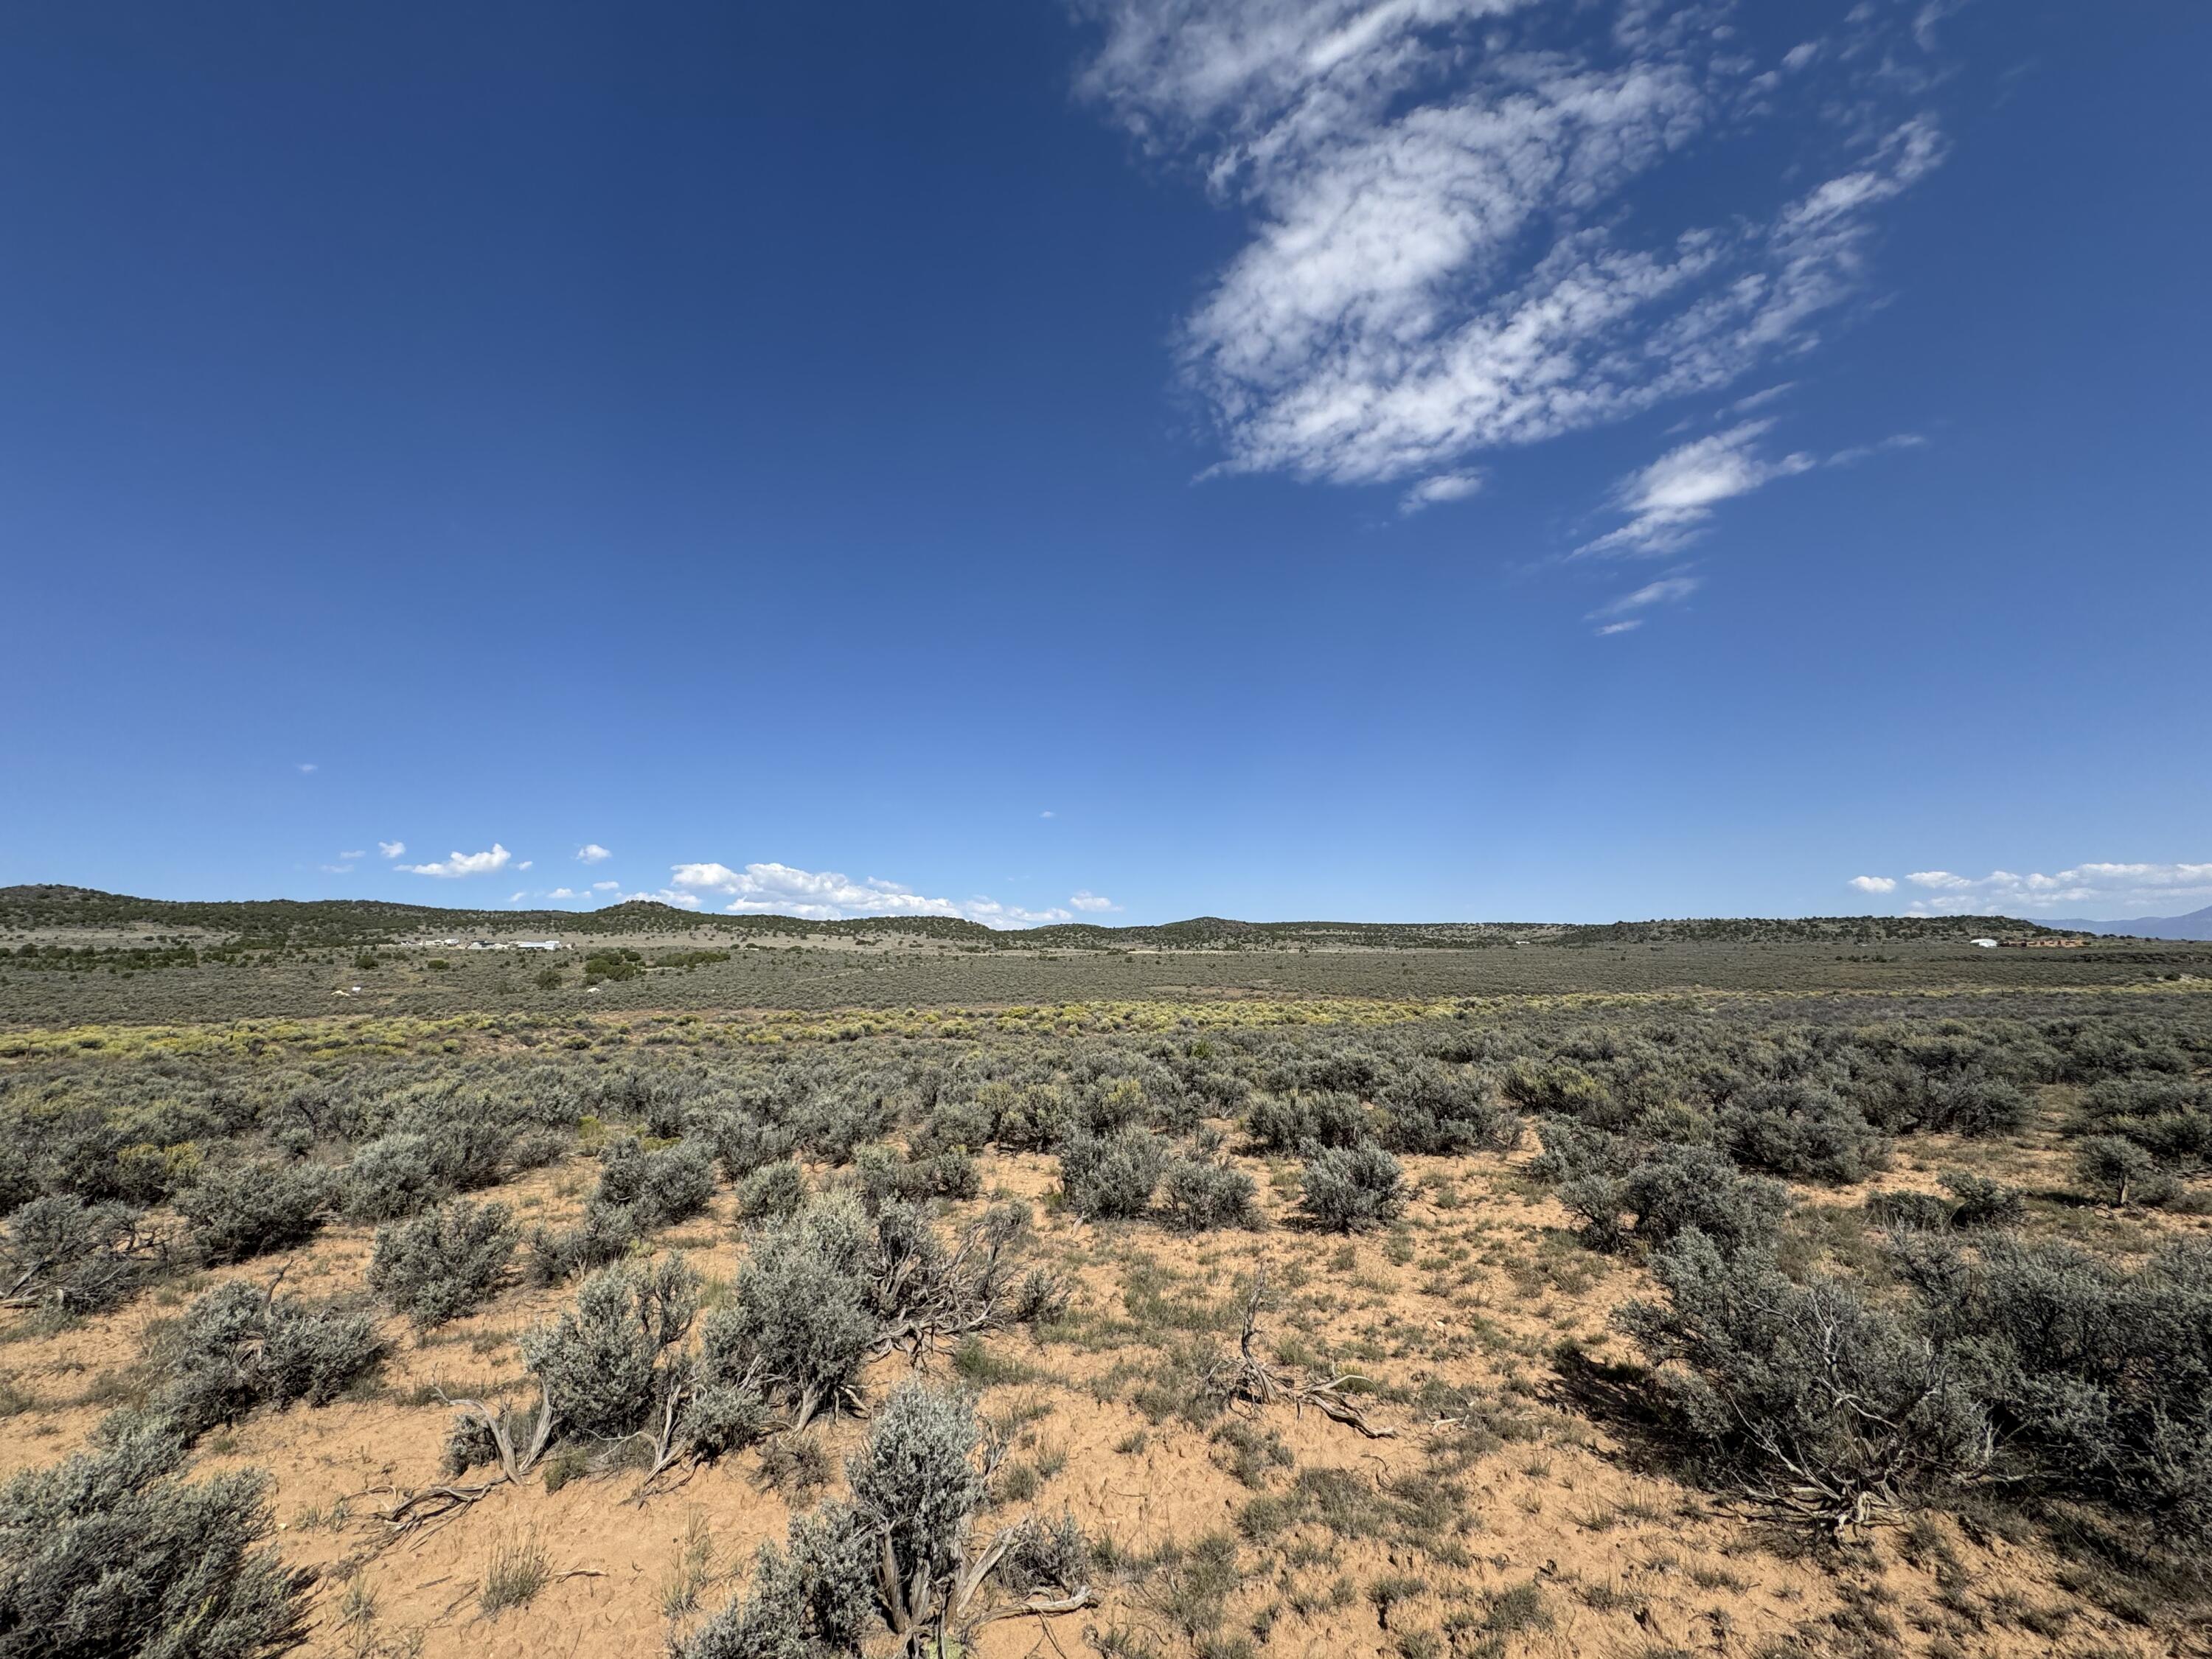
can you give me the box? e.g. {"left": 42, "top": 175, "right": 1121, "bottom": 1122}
{"left": 670, "top": 860, "right": 1077, "bottom": 928}
{"left": 399, "top": 844, "right": 512, "bottom": 879}
{"left": 591, "top": 880, "right": 619, "bottom": 892}
{"left": 1077, "top": 1, "right": 1947, "bottom": 489}
{"left": 1844, "top": 861, "right": 2212, "bottom": 917}
{"left": 1399, "top": 471, "right": 1484, "bottom": 515}
{"left": 1587, "top": 573, "right": 1700, "bottom": 634}
{"left": 378, "top": 841, "right": 407, "bottom": 860}
{"left": 576, "top": 844, "right": 612, "bottom": 864}
{"left": 319, "top": 863, "right": 355, "bottom": 875}
{"left": 1576, "top": 422, "right": 1813, "bottom": 556}
{"left": 338, "top": 849, "right": 365, "bottom": 861}
{"left": 296, "top": 762, "right": 318, "bottom": 774}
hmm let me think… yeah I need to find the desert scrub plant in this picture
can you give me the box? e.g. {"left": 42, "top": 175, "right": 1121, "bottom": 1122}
{"left": 160, "top": 1279, "right": 388, "bottom": 1441}
{"left": 518, "top": 1254, "right": 698, "bottom": 1444}
{"left": 1618, "top": 1231, "right": 1992, "bottom": 1533}
{"left": 175, "top": 1159, "right": 334, "bottom": 1264}
{"left": 0, "top": 1194, "right": 164, "bottom": 1315}
{"left": 0, "top": 1415, "right": 311, "bottom": 1659}
{"left": 341, "top": 1133, "right": 445, "bottom": 1222}
{"left": 2073, "top": 1134, "right": 2178, "bottom": 1208}
{"left": 1060, "top": 1127, "right": 1169, "bottom": 1221}
{"left": 597, "top": 1133, "right": 717, "bottom": 1228}
{"left": 848, "top": 1380, "right": 987, "bottom": 1632}
{"left": 1375, "top": 1062, "right": 1522, "bottom": 1156}
{"left": 1297, "top": 1144, "right": 1405, "bottom": 1233}
{"left": 703, "top": 1193, "right": 876, "bottom": 1430}
{"left": 1717, "top": 1080, "right": 1888, "bottom": 1184}
{"left": 676, "top": 1502, "right": 873, "bottom": 1659}
{"left": 1898, "top": 1231, "right": 2212, "bottom": 1535}
{"left": 1536, "top": 1119, "right": 1787, "bottom": 1258}
{"left": 1244, "top": 1091, "right": 1370, "bottom": 1155}
{"left": 1160, "top": 1152, "right": 1259, "bottom": 1232}
{"left": 733, "top": 1158, "right": 807, "bottom": 1221}
{"left": 366, "top": 1198, "right": 516, "bottom": 1329}
{"left": 1937, "top": 1170, "right": 2025, "bottom": 1229}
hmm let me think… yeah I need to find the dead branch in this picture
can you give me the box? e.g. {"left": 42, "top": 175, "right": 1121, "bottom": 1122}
{"left": 1200, "top": 1272, "right": 1397, "bottom": 1439}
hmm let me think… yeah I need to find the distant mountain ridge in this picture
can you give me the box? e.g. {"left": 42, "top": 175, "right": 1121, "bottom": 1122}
{"left": 2036, "top": 904, "right": 2212, "bottom": 942}
{"left": 0, "top": 886, "right": 2068, "bottom": 951}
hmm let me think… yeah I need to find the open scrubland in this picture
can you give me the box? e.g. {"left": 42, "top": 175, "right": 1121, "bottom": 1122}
{"left": 4, "top": 908, "right": 2212, "bottom": 1659}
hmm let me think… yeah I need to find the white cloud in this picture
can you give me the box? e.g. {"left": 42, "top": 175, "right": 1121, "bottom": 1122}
{"left": 1077, "top": 2, "right": 1947, "bottom": 489}
{"left": 1069, "top": 891, "right": 1121, "bottom": 912}
{"left": 1587, "top": 574, "right": 1700, "bottom": 630}
{"left": 1858, "top": 861, "right": 2212, "bottom": 917}
{"left": 509, "top": 891, "right": 528, "bottom": 903}
{"left": 296, "top": 762, "right": 317, "bottom": 774}
{"left": 518, "top": 860, "right": 533, "bottom": 872}
{"left": 546, "top": 887, "right": 582, "bottom": 900}
{"left": 1848, "top": 874, "right": 1898, "bottom": 894}
{"left": 1399, "top": 471, "right": 1484, "bottom": 515}
{"left": 592, "top": 880, "right": 620, "bottom": 891}
{"left": 319, "top": 863, "right": 355, "bottom": 874}
{"left": 1577, "top": 422, "right": 1814, "bottom": 556}
{"left": 577, "top": 844, "right": 612, "bottom": 864}
{"left": 378, "top": 841, "right": 406, "bottom": 860}
{"left": 399, "top": 844, "right": 512, "bottom": 879}
{"left": 670, "top": 860, "right": 1075, "bottom": 929}
{"left": 1040, "top": 810, "right": 1056, "bottom": 819}
{"left": 339, "top": 849, "right": 365, "bottom": 861}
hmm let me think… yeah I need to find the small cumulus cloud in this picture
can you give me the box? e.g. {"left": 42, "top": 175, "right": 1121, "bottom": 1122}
{"left": 577, "top": 844, "right": 612, "bottom": 864}
{"left": 399, "top": 844, "right": 512, "bottom": 879}
{"left": 1848, "top": 875, "right": 1899, "bottom": 894}
{"left": 378, "top": 841, "right": 406, "bottom": 860}
{"left": 591, "top": 880, "right": 619, "bottom": 891}
{"left": 1069, "top": 891, "right": 1120, "bottom": 912}
{"left": 546, "top": 887, "right": 582, "bottom": 900}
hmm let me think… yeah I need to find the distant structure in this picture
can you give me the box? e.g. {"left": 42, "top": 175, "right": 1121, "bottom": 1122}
{"left": 1970, "top": 938, "right": 1999, "bottom": 948}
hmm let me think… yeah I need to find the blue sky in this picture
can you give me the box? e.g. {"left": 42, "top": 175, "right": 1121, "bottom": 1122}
{"left": 3, "top": 1, "right": 2206, "bottom": 926}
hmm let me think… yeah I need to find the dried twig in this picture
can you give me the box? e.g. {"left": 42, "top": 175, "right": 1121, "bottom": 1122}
{"left": 1201, "top": 1273, "right": 1397, "bottom": 1439}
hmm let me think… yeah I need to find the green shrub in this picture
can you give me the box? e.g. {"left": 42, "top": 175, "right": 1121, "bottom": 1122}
{"left": 1060, "top": 1127, "right": 1169, "bottom": 1221}
{"left": 518, "top": 1255, "right": 697, "bottom": 1442}
{"left": 1717, "top": 1080, "right": 1888, "bottom": 1184}
{"left": 343, "top": 1132, "right": 442, "bottom": 1221}
{"left": 1376, "top": 1064, "right": 1521, "bottom": 1156}
{"left": 0, "top": 1417, "right": 310, "bottom": 1659}
{"left": 708, "top": 1195, "right": 877, "bottom": 1427}
{"left": 161, "top": 1281, "right": 386, "bottom": 1441}
{"left": 367, "top": 1199, "right": 516, "bottom": 1328}
{"left": 175, "top": 1161, "right": 333, "bottom": 1265}
{"left": 1159, "top": 1154, "right": 1259, "bottom": 1231}
{"left": 677, "top": 1501, "right": 872, "bottom": 1659}
{"left": 1619, "top": 1231, "right": 1990, "bottom": 1522}
{"left": 734, "top": 1159, "right": 808, "bottom": 1222}
{"left": 2074, "top": 1135, "right": 2177, "bottom": 1208}
{"left": 848, "top": 1380, "right": 986, "bottom": 1607}
{"left": 1244, "top": 1092, "right": 1368, "bottom": 1155}
{"left": 0, "top": 1196, "right": 161, "bottom": 1315}
{"left": 597, "top": 1135, "right": 716, "bottom": 1228}
{"left": 1537, "top": 1120, "right": 1786, "bottom": 1256}
{"left": 1298, "top": 1144, "right": 1405, "bottom": 1233}
{"left": 1937, "top": 1170, "right": 2025, "bottom": 1228}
